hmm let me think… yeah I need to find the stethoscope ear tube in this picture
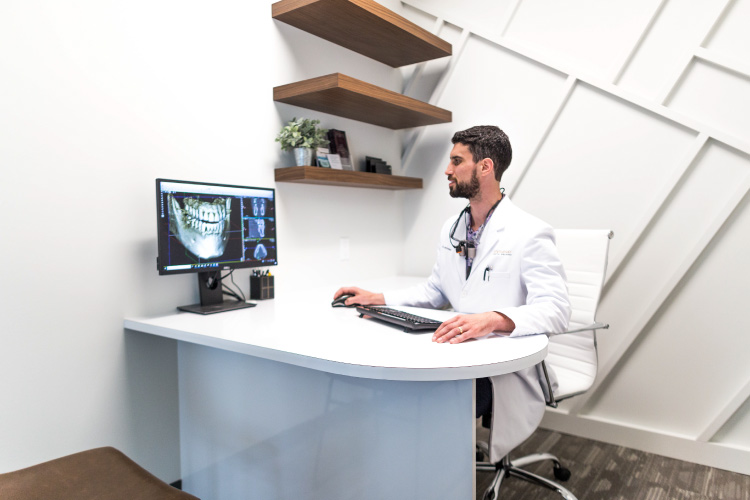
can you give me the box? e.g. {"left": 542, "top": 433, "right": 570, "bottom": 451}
{"left": 449, "top": 204, "right": 471, "bottom": 257}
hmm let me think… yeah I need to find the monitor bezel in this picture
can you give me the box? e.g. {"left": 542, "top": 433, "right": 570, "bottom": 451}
{"left": 155, "top": 178, "right": 277, "bottom": 276}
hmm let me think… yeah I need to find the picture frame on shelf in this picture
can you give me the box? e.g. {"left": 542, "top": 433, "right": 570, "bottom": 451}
{"left": 327, "top": 153, "right": 343, "bottom": 170}
{"left": 328, "top": 129, "right": 353, "bottom": 170}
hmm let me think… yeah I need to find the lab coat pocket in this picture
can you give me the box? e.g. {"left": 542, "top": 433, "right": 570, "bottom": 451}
{"left": 488, "top": 271, "right": 511, "bottom": 280}
{"left": 476, "top": 270, "right": 514, "bottom": 309}
{"left": 481, "top": 269, "right": 511, "bottom": 286}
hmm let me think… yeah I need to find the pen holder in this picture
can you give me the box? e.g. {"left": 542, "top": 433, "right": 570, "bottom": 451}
{"left": 250, "top": 275, "right": 274, "bottom": 300}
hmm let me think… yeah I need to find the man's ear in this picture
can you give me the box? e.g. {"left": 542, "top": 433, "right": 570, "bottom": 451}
{"left": 480, "top": 158, "right": 495, "bottom": 176}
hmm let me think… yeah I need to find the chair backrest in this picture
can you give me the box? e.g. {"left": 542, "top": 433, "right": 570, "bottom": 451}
{"left": 546, "top": 229, "right": 612, "bottom": 402}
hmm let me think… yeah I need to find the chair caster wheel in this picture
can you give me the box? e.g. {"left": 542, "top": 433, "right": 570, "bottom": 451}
{"left": 554, "top": 465, "right": 571, "bottom": 481}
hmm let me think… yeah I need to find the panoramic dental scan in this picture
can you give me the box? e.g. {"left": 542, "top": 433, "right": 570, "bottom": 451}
{"left": 168, "top": 194, "right": 232, "bottom": 259}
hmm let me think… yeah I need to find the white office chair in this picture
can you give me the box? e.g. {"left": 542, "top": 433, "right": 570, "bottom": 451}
{"left": 477, "top": 229, "right": 613, "bottom": 500}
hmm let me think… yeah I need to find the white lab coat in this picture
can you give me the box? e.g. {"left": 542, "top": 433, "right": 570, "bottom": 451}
{"left": 385, "top": 197, "right": 571, "bottom": 462}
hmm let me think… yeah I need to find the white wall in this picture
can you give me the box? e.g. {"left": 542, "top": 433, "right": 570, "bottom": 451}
{"left": 0, "top": 0, "right": 408, "bottom": 481}
{"left": 400, "top": 0, "right": 750, "bottom": 475}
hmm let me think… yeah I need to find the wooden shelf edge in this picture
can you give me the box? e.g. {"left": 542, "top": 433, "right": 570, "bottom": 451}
{"left": 273, "top": 73, "right": 452, "bottom": 129}
{"left": 271, "top": 0, "right": 451, "bottom": 67}
{"left": 274, "top": 166, "right": 423, "bottom": 190}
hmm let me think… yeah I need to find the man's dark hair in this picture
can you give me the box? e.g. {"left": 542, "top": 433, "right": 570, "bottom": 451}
{"left": 451, "top": 126, "right": 512, "bottom": 182}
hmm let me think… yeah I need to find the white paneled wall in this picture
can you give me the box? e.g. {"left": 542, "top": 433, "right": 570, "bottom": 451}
{"left": 513, "top": 83, "right": 697, "bottom": 268}
{"left": 668, "top": 60, "right": 750, "bottom": 140}
{"left": 617, "top": 0, "right": 730, "bottom": 99}
{"left": 400, "top": 0, "right": 750, "bottom": 474}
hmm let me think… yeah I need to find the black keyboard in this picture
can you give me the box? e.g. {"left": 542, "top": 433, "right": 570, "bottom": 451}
{"left": 356, "top": 306, "right": 442, "bottom": 332}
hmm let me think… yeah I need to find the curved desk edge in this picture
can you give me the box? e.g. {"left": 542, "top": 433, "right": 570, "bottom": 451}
{"left": 124, "top": 318, "right": 548, "bottom": 382}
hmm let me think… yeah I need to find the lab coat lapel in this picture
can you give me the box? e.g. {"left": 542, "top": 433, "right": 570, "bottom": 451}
{"left": 471, "top": 197, "right": 511, "bottom": 274}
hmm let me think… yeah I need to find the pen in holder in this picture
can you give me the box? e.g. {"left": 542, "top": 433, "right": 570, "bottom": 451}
{"left": 250, "top": 274, "right": 274, "bottom": 300}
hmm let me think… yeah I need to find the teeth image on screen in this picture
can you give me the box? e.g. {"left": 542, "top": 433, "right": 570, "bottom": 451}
{"left": 169, "top": 195, "right": 231, "bottom": 259}
{"left": 251, "top": 197, "right": 266, "bottom": 217}
{"left": 247, "top": 218, "right": 265, "bottom": 239}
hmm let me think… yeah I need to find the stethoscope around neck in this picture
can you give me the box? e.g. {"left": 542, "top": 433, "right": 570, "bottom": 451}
{"left": 448, "top": 192, "right": 504, "bottom": 260}
{"left": 449, "top": 204, "right": 475, "bottom": 259}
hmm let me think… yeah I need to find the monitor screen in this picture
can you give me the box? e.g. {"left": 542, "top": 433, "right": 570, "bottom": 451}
{"left": 156, "top": 178, "right": 277, "bottom": 275}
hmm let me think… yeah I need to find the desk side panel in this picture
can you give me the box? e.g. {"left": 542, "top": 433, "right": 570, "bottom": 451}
{"left": 177, "top": 342, "right": 474, "bottom": 500}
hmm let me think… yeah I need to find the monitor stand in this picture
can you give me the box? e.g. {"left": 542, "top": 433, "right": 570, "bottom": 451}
{"left": 178, "top": 272, "right": 256, "bottom": 315}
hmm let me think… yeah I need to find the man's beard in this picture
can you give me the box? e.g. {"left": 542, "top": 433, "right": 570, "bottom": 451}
{"left": 449, "top": 169, "right": 480, "bottom": 199}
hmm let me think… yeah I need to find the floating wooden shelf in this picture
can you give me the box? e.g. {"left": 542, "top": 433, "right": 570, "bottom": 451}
{"left": 275, "top": 166, "right": 422, "bottom": 190}
{"left": 274, "top": 73, "right": 451, "bottom": 129}
{"left": 271, "top": 0, "right": 451, "bottom": 67}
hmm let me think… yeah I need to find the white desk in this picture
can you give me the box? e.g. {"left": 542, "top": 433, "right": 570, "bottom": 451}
{"left": 124, "top": 277, "right": 547, "bottom": 500}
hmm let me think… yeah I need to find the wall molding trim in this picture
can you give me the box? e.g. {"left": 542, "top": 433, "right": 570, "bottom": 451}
{"left": 542, "top": 410, "right": 750, "bottom": 476}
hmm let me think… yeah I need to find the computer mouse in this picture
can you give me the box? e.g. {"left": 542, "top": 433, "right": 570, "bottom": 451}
{"left": 331, "top": 293, "right": 357, "bottom": 308}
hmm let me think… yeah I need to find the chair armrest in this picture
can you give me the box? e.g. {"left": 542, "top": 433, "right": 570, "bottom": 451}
{"left": 562, "top": 322, "right": 609, "bottom": 334}
{"left": 540, "top": 360, "right": 557, "bottom": 407}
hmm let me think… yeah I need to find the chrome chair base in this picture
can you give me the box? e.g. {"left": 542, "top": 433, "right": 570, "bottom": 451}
{"left": 477, "top": 452, "right": 576, "bottom": 500}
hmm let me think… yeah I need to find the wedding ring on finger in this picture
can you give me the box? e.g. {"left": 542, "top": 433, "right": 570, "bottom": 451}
{"left": 458, "top": 326, "right": 463, "bottom": 335}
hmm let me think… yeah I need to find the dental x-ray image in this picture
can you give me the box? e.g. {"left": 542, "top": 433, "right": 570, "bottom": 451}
{"left": 242, "top": 195, "right": 276, "bottom": 264}
{"left": 157, "top": 179, "right": 278, "bottom": 275}
{"left": 247, "top": 218, "right": 265, "bottom": 239}
{"left": 167, "top": 194, "right": 242, "bottom": 262}
{"left": 251, "top": 197, "right": 266, "bottom": 217}
{"left": 253, "top": 243, "right": 268, "bottom": 260}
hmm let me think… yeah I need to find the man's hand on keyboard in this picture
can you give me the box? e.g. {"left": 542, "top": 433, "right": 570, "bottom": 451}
{"left": 333, "top": 287, "right": 385, "bottom": 307}
{"left": 432, "top": 312, "right": 515, "bottom": 344}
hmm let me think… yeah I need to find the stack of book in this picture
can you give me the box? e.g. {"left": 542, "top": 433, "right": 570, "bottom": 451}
{"left": 327, "top": 129, "right": 353, "bottom": 170}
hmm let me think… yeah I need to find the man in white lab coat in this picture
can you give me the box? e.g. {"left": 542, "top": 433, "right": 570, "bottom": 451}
{"left": 333, "top": 125, "right": 571, "bottom": 462}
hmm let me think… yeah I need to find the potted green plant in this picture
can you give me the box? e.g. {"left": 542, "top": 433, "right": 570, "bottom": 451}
{"left": 275, "top": 117, "right": 329, "bottom": 167}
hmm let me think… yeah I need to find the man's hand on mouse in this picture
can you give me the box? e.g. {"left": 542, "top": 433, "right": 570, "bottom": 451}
{"left": 333, "top": 287, "right": 385, "bottom": 307}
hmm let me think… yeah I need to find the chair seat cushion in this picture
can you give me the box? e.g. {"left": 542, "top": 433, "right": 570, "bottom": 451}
{"left": 549, "top": 364, "right": 596, "bottom": 400}
{"left": 547, "top": 330, "right": 598, "bottom": 400}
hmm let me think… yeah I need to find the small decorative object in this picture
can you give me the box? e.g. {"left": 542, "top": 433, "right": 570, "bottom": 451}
{"left": 275, "top": 117, "right": 329, "bottom": 167}
{"left": 327, "top": 129, "right": 353, "bottom": 170}
{"left": 365, "top": 156, "right": 392, "bottom": 174}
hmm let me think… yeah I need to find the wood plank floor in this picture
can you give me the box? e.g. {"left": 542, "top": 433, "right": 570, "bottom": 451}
{"left": 476, "top": 429, "right": 750, "bottom": 500}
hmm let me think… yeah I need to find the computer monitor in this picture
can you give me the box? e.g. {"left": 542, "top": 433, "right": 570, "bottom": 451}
{"left": 156, "top": 178, "right": 277, "bottom": 314}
